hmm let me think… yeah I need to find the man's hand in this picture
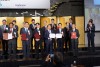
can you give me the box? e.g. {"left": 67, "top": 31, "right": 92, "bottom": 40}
{"left": 26, "top": 38, "right": 28, "bottom": 40}
{"left": 35, "top": 39, "right": 40, "bottom": 41}
{"left": 12, "top": 36, "right": 14, "bottom": 38}
{"left": 45, "top": 54, "right": 51, "bottom": 62}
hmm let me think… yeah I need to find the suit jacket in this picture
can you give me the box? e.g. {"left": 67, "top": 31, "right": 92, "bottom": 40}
{"left": 42, "top": 26, "right": 47, "bottom": 31}
{"left": 20, "top": 27, "right": 32, "bottom": 40}
{"left": 8, "top": 28, "right": 18, "bottom": 39}
{"left": 50, "top": 24, "right": 57, "bottom": 33}
{"left": 41, "top": 26, "right": 47, "bottom": 40}
{"left": 69, "top": 23, "right": 72, "bottom": 30}
{"left": 0, "top": 25, "right": 9, "bottom": 33}
{"left": 29, "top": 24, "right": 35, "bottom": 36}
{"left": 34, "top": 28, "right": 43, "bottom": 41}
{"left": 63, "top": 27, "right": 70, "bottom": 39}
{"left": 56, "top": 28, "right": 64, "bottom": 33}
{"left": 56, "top": 28, "right": 64, "bottom": 38}
{"left": 44, "top": 29, "right": 54, "bottom": 40}
{"left": 0, "top": 25, "right": 9, "bottom": 39}
{"left": 69, "top": 29, "right": 80, "bottom": 39}
{"left": 13, "top": 25, "right": 19, "bottom": 32}
{"left": 86, "top": 24, "right": 95, "bottom": 36}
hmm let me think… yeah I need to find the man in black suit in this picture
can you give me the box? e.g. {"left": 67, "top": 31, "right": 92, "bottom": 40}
{"left": 63, "top": 22, "right": 70, "bottom": 52}
{"left": 41, "top": 20, "right": 47, "bottom": 51}
{"left": 68, "top": 18, "right": 73, "bottom": 51}
{"left": 29, "top": 19, "right": 36, "bottom": 51}
{"left": 8, "top": 23, "right": 18, "bottom": 60}
{"left": 44, "top": 24, "right": 54, "bottom": 54}
{"left": 86, "top": 20, "right": 95, "bottom": 52}
{"left": 12, "top": 20, "right": 18, "bottom": 31}
{"left": 12, "top": 20, "right": 19, "bottom": 52}
{"left": 34, "top": 23, "right": 43, "bottom": 59}
{"left": 20, "top": 22, "right": 32, "bottom": 59}
{"left": 56, "top": 23, "right": 64, "bottom": 52}
{"left": 50, "top": 19, "right": 57, "bottom": 31}
{"left": 69, "top": 18, "right": 73, "bottom": 30}
{"left": 70, "top": 24, "right": 80, "bottom": 57}
{"left": 50, "top": 19, "right": 57, "bottom": 50}
{"left": 0, "top": 19, "right": 9, "bottom": 55}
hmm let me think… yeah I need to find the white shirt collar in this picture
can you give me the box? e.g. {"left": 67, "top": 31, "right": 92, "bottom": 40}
{"left": 73, "top": 28, "right": 75, "bottom": 31}
{"left": 10, "top": 28, "right": 13, "bottom": 31}
{"left": 37, "top": 28, "right": 39, "bottom": 30}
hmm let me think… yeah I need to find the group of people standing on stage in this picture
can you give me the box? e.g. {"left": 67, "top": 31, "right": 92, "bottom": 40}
{"left": 0, "top": 20, "right": 18, "bottom": 60}
{"left": 0, "top": 18, "right": 95, "bottom": 60}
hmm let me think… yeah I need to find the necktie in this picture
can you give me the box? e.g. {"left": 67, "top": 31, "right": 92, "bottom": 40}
{"left": 10, "top": 28, "right": 12, "bottom": 33}
{"left": 60, "top": 29, "right": 61, "bottom": 33}
{"left": 73, "top": 29, "right": 75, "bottom": 32}
{"left": 26, "top": 28, "right": 28, "bottom": 32}
{"left": 37, "top": 28, "right": 39, "bottom": 31}
{"left": 4, "top": 25, "right": 6, "bottom": 30}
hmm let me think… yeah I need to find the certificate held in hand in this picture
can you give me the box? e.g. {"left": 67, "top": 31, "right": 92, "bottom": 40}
{"left": 21, "top": 34, "right": 27, "bottom": 40}
{"left": 71, "top": 32, "right": 77, "bottom": 39}
{"left": 3, "top": 33, "right": 13, "bottom": 40}
{"left": 56, "top": 34, "right": 62, "bottom": 38}
{"left": 49, "top": 33, "right": 55, "bottom": 38}
{"left": 34, "top": 33, "right": 40, "bottom": 39}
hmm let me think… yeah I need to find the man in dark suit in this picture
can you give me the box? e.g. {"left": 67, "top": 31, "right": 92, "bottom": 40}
{"left": 63, "top": 22, "right": 70, "bottom": 52}
{"left": 44, "top": 24, "right": 54, "bottom": 54}
{"left": 8, "top": 23, "right": 18, "bottom": 60}
{"left": 86, "top": 20, "right": 95, "bottom": 52}
{"left": 50, "top": 19, "right": 57, "bottom": 31}
{"left": 20, "top": 22, "right": 32, "bottom": 59}
{"left": 56, "top": 23, "right": 64, "bottom": 52}
{"left": 70, "top": 24, "right": 80, "bottom": 57}
{"left": 29, "top": 19, "right": 36, "bottom": 51}
{"left": 68, "top": 18, "right": 73, "bottom": 51}
{"left": 41, "top": 20, "right": 47, "bottom": 51}
{"left": 50, "top": 19, "right": 57, "bottom": 50}
{"left": 34, "top": 23, "right": 43, "bottom": 59}
{"left": 12, "top": 20, "right": 18, "bottom": 31}
{"left": 12, "top": 20, "right": 19, "bottom": 52}
{"left": 0, "top": 19, "right": 9, "bottom": 55}
{"left": 69, "top": 18, "right": 73, "bottom": 30}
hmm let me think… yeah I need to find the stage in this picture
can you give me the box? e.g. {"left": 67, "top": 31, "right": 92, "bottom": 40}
{"left": 0, "top": 47, "right": 100, "bottom": 67}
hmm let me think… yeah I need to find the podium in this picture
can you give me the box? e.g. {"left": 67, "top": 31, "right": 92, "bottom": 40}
{"left": 3, "top": 33, "right": 13, "bottom": 40}
{"left": 34, "top": 33, "right": 40, "bottom": 39}
{"left": 71, "top": 32, "right": 77, "bottom": 39}
{"left": 21, "top": 34, "right": 27, "bottom": 40}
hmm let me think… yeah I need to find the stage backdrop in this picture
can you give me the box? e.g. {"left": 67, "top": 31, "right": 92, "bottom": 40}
{"left": 0, "top": 16, "right": 85, "bottom": 50}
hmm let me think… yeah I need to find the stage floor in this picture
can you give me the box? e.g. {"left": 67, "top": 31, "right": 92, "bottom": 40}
{"left": 0, "top": 48, "right": 100, "bottom": 67}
